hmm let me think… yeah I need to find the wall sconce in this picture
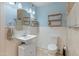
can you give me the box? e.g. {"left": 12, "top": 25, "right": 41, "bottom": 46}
{"left": 32, "top": 10, "right": 35, "bottom": 15}
{"left": 25, "top": 8, "right": 29, "bottom": 13}
{"left": 18, "top": 3, "right": 23, "bottom": 8}
{"left": 29, "top": 8, "right": 32, "bottom": 14}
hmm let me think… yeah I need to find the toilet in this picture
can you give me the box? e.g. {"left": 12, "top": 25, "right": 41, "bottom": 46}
{"left": 48, "top": 44, "right": 58, "bottom": 56}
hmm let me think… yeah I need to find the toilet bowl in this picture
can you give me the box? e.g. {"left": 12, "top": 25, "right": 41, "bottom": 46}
{"left": 36, "top": 44, "right": 58, "bottom": 56}
{"left": 48, "top": 44, "right": 58, "bottom": 56}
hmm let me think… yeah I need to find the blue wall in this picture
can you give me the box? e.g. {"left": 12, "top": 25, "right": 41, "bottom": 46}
{"left": 6, "top": 2, "right": 67, "bottom": 27}
{"left": 22, "top": 2, "right": 37, "bottom": 19}
{"left": 6, "top": 2, "right": 37, "bottom": 26}
{"left": 6, "top": 4, "right": 17, "bottom": 26}
{"left": 37, "top": 2, "right": 67, "bottom": 27}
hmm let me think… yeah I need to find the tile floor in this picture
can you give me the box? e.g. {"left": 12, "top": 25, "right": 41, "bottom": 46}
{"left": 36, "top": 47, "right": 63, "bottom": 56}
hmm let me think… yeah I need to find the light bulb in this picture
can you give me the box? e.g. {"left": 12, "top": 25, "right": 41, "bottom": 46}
{"left": 33, "top": 11, "right": 35, "bottom": 15}
{"left": 18, "top": 3, "right": 22, "bottom": 8}
{"left": 29, "top": 8, "right": 32, "bottom": 13}
{"left": 25, "top": 8, "right": 29, "bottom": 13}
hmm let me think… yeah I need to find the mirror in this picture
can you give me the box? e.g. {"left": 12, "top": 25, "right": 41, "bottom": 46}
{"left": 15, "top": 2, "right": 36, "bottom": 31}
{"left": 16, "top": 8, "right": 30, "bottom": 30}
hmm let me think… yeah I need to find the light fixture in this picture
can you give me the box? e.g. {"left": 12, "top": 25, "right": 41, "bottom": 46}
{"left": 32, "top": 4, "right": 35, "bottom": 15}
{"left": 18, "top": 3, "right": 22, "bottom": 8}
{"left": 25, "top": 8, "right": 29, "bottom": 13}
{"left": 32, "top": 10, "right": 35, "bottom": 15}
{"left": 29, "top": 8, "right": 32, "bottom": 13}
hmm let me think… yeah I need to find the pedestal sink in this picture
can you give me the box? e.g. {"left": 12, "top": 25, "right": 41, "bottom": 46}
{"left": 12, "top": 33, "right": 37, "bottom": 56}
{"left": 12, "top": 34, "right": 37, "bottom": 42}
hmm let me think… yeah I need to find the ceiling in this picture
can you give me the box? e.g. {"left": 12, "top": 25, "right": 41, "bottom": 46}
{"left": 31, "top": 2, "right": 52, "bottom": 7}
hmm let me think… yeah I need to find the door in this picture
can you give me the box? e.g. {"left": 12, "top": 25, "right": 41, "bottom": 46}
{"left": 67, "top": 3, "right": 76, "bottom": 27}
{"left": 75, "top": 3, "right": 79, "bottom": 26}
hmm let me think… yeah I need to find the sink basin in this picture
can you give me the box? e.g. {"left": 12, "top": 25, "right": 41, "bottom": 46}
{"left": 12, "top": 34, "right": 37, "bottom": 42}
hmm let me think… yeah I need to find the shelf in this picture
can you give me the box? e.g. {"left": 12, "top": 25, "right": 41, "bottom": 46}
{"left": 48, "top": 13, "right": 62, "bottom": 27}
{"left": 48, "top": 13, "right": 62, "bottom": 17}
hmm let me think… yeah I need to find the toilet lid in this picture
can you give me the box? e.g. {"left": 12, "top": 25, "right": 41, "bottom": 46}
{"left": 48, "top": 44, "right": 57, "bottom": 50}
